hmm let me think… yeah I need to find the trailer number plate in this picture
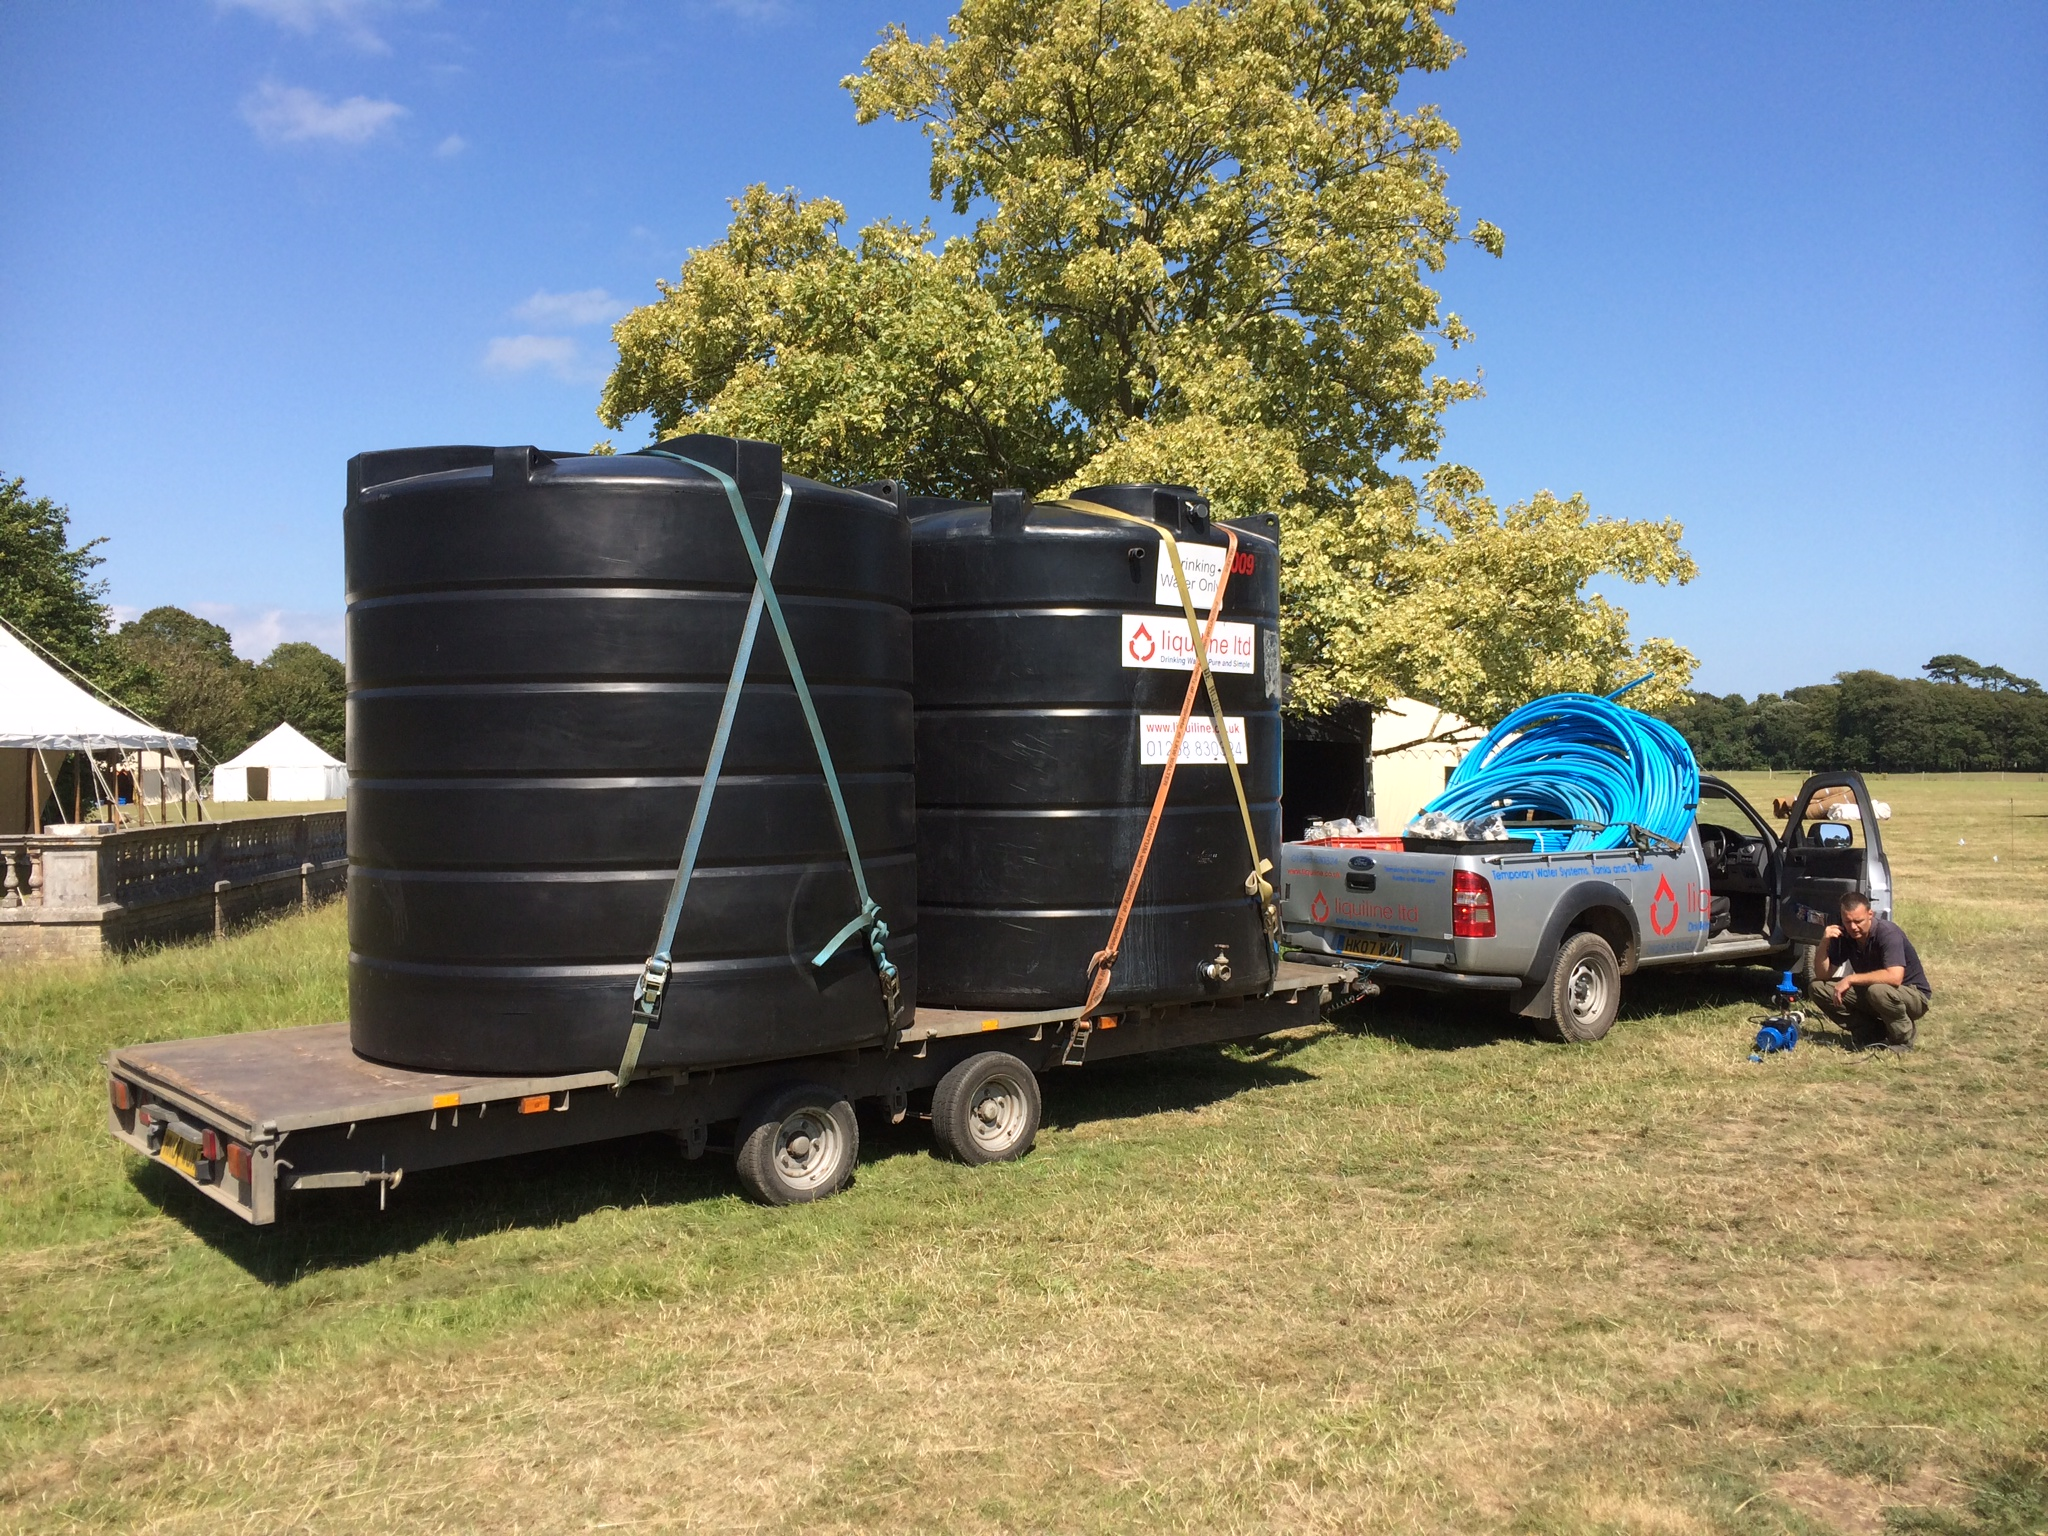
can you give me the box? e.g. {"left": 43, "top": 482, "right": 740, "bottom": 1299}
{"left": 1342, "top": 932, "right": 1405, "bottom": 961}
{"left": 160, "top": 1128, "right": 201, "bottom": 1178}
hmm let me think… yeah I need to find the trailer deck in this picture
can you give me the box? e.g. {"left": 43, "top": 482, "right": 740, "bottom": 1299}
{"left": 107, "top": 959, "right": 1358, "bottom": 1222}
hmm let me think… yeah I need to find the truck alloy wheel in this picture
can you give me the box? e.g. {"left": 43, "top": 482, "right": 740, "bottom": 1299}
{"left": 734, "top": 1083, "right": 860, "bottom": 1205}
{"left": 1549, "top": 931, "right": 1621, "bottom": 1043}
{"left": 931, "top": 1051, "right": 1042, "bottom": 1165}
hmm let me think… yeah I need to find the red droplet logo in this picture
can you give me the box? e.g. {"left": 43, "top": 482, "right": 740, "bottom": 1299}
{"left": 1128, "top": 623, "right": 1155, "bottom": 662}
{"left": 1650, "top": 874, "right": 1679, "bottom": 936}
{"left": 1310, "top": 890, "right": 1330, "bottom": 923}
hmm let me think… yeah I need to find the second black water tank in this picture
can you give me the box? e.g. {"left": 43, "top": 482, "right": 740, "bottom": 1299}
{"left": 911, "top": 484, "right": 1282, "bottom": 1010}
{"left": 345, "top": 435, "right": 916, "bottom": 1076}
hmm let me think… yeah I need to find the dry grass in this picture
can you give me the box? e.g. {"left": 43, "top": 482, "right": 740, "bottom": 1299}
{"left": 1, "top": 773, "right": 2043, "bottom": 1533}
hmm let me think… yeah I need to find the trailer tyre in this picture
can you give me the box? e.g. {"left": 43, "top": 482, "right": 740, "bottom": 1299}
{"left": 931, "top": 1052, "right": 1041, "bottom": 1165}
{"left": 734, "top": 1083, "right": 860, "bottom": 1206}
{"left": 1548, "top": 931, "right": 1621, "bottom": 1043}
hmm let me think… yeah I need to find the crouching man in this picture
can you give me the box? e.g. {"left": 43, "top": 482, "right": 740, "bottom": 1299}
{"left": 1806, "top": 892, "right": 1933, "bottom": 1050}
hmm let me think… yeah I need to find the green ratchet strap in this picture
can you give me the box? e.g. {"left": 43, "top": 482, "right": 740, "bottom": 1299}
{"left": 615, "top": 454, "right": 903, "bottom": 1089}
{"left": 1057, "top": 499, "right": 1280, "bottom": 957}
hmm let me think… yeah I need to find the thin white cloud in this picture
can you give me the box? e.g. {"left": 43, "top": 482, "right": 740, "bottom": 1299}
{"left": 242, "top": 81, "right": 408, "bottom": 145}
{"left": 434, "top": 133, "right": 467, "bottom": 157}
{"left": 186, "top": 604, "right": 345, "bottom": 662}
{"left": 483, "top": 334, "right": 589, "bottom": 382}
{"left": 514, "top": 288, "right": 625, "bottom": 327}
{"left": 692, "top": 0, "right": 794, "bottom": 19}
{"left": 217, "top": 0, "right": 390, "bottom": 53}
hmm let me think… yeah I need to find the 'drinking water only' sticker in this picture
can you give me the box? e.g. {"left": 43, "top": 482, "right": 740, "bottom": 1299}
{"left": 1153, "top": 544, "right": 1228, "bottom": 608}
{"left": 1139, "top": 714, "right": 1249, "bottom": 766}
{"left": 1119, "top": 614, "right": 1256, "bottom": 673}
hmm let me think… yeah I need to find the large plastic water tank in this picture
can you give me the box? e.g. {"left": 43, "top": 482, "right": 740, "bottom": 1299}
{"left": 910, "top": 484, "right": 1281, "bottom": 1009}
{"left": 345, "top": 435, "right": 916, "bottom": 1075}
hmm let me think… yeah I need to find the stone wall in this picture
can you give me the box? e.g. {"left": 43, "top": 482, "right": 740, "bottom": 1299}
{"left": 0, "top": 811, "right": 346, "bottom": 963}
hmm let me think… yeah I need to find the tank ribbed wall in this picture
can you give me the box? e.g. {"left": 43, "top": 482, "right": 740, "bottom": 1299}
{"left": 910, "top": 485, "right": 1281, "bottom": 1009}
{"left": 345, "top": 435, "right": 916, "bottom": 1075}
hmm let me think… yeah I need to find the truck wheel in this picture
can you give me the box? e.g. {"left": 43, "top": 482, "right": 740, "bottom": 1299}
{"left": 1549, "top": 932, "right": 1621, "bottom": 1043}
{"left": 931, "top": 1051, "right": 1042, "bottom": 1165}
{"left": 733, "top": 1083, "right": 860, "bottom": 1206}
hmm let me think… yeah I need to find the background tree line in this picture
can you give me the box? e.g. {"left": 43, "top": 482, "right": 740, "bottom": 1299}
{"left": 2, "top": 473, "right": 345, "bottom": 767}
{"left": 1655, "top": 659, "right": 2048, "bottom": 772}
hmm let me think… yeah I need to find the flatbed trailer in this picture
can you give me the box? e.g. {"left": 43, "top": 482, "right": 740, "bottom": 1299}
{"left": 105, "top": 959, "right": 1361, "bottom": 1220}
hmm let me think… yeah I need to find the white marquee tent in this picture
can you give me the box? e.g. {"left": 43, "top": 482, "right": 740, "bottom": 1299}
{"left": 0, "top": 618, "right": 198, "bottom": 832}
{"left": 213, "top": 722, "right": 348, "bottom": 802}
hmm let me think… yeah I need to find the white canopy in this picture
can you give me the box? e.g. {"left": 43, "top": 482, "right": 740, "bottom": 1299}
{"left": 218, "top": 722, "right": 343, "bottom": 770}
{"left": 0, "top": 619, "right": 196, "bottom": 752}
{"left": 213, "top": 721, "right": 347, "bottom": 802}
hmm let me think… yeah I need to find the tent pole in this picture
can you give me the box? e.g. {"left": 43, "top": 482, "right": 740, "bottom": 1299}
{"left": 72, "top": 754, "right": 80, "bottom": 825}
{"left": 27, "top": 750, "right": 39, "bottom": 835}
{"left": 156, "top": 750, "right": 166, "bottom": 826}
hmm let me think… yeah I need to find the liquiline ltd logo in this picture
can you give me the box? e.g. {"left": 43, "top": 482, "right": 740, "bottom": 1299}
{"left": 1127, "top": 622, "right": 1156, "bottom": 663}
{"left": 1650, "top": 874, "right": 1679, "bottom": 936}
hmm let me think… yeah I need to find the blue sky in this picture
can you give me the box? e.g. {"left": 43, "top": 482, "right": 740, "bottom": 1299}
{"left": 1, "top": 1, "right": 2041, "bottom": 695}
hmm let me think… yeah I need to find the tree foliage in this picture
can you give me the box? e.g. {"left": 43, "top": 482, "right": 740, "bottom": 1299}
{"left": 1657, "top": 668, "right": 2048, "bottom": 772}
{"left": 109, "top": 610, "right": 347, "bottom": 765}
{"left": 601, "top": 188, "right": 1071, "bottom": 497}
{"left": 603, "top": 0, "right": 1697, "bottom": 723}
{"left": 1923, "top": 653, "right": 2041, "bottom": 694}
{"left": 0, "top": 472, "right": 139, "bottom": 696}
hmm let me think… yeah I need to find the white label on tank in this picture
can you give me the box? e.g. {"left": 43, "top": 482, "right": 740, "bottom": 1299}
{"left": 1140, "top": 714, "right": 1249, "bottom": 766}
{"left": 1119, "top": 614, "right": 1256, "bottom": 673}
{"left": 1154, "top": 544, "right": 1229, "bottom": 608}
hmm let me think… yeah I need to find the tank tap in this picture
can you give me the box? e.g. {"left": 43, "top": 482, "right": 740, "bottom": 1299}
{"left": 1199, "top": 949, "right": 1232, "bottom": 985}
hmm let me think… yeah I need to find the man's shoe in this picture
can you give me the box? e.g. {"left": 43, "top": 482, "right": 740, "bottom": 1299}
{"left": 1882, "top": 1039, "right": 1915, "bottom": 1054}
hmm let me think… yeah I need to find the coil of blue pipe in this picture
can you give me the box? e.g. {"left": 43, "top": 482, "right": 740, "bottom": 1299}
{"left": 1415, "top": 692, "right": 1699, "bottom": 852}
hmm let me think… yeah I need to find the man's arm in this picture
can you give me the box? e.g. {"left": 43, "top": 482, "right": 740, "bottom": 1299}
{"left": 1834, "top": 925, "right": 1907, "bottom": 998}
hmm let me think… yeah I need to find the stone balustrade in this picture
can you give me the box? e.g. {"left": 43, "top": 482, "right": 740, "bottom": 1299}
{"left": 0, "top": 811, "right": 347, "bottom": 961}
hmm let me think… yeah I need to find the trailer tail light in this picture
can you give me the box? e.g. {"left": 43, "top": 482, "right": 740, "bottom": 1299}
{"left": 1452, "top": 870, "right": 1497, "bottom": 938}
{"left": 225, "top": 1142, "right": 253, "bottom": 1183}
{"left": 109, "top": 1077, "right": 135, "bottom": 1112}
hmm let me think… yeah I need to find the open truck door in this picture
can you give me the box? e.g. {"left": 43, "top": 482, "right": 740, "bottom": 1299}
{"left": 1777, "top": 771, "right": 1894, "bottom": 944}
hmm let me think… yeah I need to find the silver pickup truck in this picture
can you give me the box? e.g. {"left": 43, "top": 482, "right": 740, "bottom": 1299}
{"left": 1281, "top": 771, "right": 1894, "bottom": 1041}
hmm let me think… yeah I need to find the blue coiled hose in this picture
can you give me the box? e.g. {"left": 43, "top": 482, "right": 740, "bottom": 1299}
{"left": 1416, "top": 693, "right": 1699, "bottom": 852}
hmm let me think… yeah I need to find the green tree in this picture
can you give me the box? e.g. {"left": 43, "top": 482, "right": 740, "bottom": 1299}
{"left": 0, "top": 473, "right": 129, "bottom": 691}
{"left": 109, "top": 607, "right": 254, "bottom": 763}
{"left": 249, "top": 642, "right": 346, "bottom": 759}
{"left": 605, "top": 0, "right": 1698, "bottom": 721}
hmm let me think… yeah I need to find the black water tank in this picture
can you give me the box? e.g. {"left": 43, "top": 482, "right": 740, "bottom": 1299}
{"left": 911, "top": 485, "right": 1281, "bottom": 1009}
{"left": 345, "top": 436, "right": 916, "bottom": 1075}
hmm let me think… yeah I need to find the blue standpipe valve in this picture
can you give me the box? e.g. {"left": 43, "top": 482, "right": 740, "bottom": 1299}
{"left": 1750, "top": 971, "right": 1804, "bottom": 1060}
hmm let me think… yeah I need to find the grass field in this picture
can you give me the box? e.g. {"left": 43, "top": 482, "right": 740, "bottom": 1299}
{"left": 2, "top": 773, "right": 2043, "bottom": 1533}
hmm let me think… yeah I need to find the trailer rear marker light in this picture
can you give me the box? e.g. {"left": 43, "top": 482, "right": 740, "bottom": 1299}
{"left": 109, "top": 1077, "right": 134, "bottom": 1112}
{"left": 980, "top": 1018, "right": 1001, "bottom": 1031}
{"left": 431, "top": 1093, "right": 460, "bottom": 1109}
{"left": 1097, "top": 1015, "right": 1117, "bottom": 1030}
{"left": 225, "top": 1142, "right": 253, "bottom": 1183}
{"left": 518, "top": 1095, "right": 550, "bottom": 1114}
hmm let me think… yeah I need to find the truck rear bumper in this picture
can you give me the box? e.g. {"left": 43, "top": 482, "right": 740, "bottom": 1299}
{"left": 1352, "top": 961, "right": 1521, "bottom": 995}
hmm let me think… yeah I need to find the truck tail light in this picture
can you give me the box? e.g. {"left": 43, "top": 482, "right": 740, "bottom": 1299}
{"left": 109, "top": 1077, "right": 135, "bottom": 1112}
{"left": 1452, "top": 870, "right": 1496, "bottom": 938}
{"left": 225, "top": 1142, "right": 252, "bottom": 1183}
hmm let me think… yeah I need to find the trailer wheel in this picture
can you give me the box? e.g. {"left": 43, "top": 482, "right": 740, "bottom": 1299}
{"left": 1548, "top": 931, "right": 1621, "bottom": 1043}
{"left": 931, "top": 1052, "right": 1041, "bottom": 1165}
{"left": 733, "top": 1083, "right": 860, "bottom": 1206}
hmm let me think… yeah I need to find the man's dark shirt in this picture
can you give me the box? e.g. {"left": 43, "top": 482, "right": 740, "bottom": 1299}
{"left": 1824, "top": 915, "right": 1932, "bottom": 997}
